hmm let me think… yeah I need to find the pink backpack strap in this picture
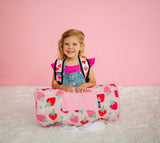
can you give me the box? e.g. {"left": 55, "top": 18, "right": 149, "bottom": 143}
{"left": 79, "top": 56, "right": 90, "bottom": 82}
{"left": 54, "top": 59, "right": 64, "bottom": 84}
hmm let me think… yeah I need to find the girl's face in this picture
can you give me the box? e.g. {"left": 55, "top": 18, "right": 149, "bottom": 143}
{"left": 63, "top": 36, "right": 82, "bottom": 59}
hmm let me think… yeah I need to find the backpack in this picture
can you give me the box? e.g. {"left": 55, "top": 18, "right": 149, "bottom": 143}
{"left": 54, "top": 56, "right": 90, "bottom": 85}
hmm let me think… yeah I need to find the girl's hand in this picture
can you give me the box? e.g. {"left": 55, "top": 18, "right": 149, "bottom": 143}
{"left": 60, "top": 85, "right": 74, "bottom": 93}
{"left": 75, "top": 83, "right": 87, "bottom": 93}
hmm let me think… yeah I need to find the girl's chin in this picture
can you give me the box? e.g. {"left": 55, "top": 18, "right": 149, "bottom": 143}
{"left": 65, "top": 55, "right": 79, "bottom": 59}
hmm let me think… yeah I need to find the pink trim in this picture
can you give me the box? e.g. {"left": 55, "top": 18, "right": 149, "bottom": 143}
{"left": 64, "top": 65, "right": 81, "bottom": 73}
{"left": 51, "top": 63, "right": 54, "bottom": 70}
{"left": 88, "top": 58, "right": 95, "bottom": 67}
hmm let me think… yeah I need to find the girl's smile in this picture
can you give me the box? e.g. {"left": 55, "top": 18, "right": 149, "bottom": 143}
{"left": 67, "top": 50, "right": 74, "bottom": 54}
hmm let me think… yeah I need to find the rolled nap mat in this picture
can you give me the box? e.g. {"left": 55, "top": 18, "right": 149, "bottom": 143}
{"left": 34, "top": 84, "right": 120, "bottom": 127}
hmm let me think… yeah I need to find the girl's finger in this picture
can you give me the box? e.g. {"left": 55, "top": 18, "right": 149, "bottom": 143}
{"left": 80, "top": 88, "right": 84, "bottom": 93}
{"left": 70, "top": 88, "right": 73, "bottom": 93}
{"left": 75, "top": 88, "right": 79, "bottom": 93}
{"left": 78, "top": 88, "right": 81, "bottom": 93}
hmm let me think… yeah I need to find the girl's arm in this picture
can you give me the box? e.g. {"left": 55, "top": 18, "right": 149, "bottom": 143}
{"left": 51, "top": 72, "right": 74, "bottom": 92}
{"left": 85, "top": 67, "right": 96, "bottom": 87}
{"left": 75, "top": 67, "right": 96, "bottom": 92}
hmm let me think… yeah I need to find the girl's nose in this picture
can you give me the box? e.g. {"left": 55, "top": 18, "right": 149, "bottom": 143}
{"left": 68, "top": 45, "right": 72, "bottom": 49}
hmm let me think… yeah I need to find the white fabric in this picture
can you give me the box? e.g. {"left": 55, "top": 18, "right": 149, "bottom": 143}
{"left": 0, "top": 86, "right": 160, "bottom": 143}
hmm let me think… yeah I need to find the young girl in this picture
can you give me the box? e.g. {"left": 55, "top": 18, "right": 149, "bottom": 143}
{"left": 51, "top": 29, "right": 96, "bottom": 92}
{"left": 50, "top": 29, "right": 106, "bottom": 130}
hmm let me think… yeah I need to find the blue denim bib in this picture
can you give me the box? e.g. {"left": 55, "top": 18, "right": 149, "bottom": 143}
{"left": 62, "top": 62, "right": 85, "bottom": 87}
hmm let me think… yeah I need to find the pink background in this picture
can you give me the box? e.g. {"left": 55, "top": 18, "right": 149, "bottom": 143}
{"left": 1, "top": 0, "right": 160, "bottom": 86}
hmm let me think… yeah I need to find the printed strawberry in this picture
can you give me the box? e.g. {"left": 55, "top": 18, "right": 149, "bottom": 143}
{"left": 86, "top": 110, "right": 96, "bottom": 118}
{"left": 70, "top": 114, "right": 79, "bottom": 123}
{"left": 81, "top": 117, "right": 89, "bottom": 125}
{"left": 103, "top": 86, "right": 111, "bottom": 95}
{"left": 56, "top": 67, "right": 59, "bottom": 71}
{"left": 37, "top": 92, "right": 45, "bottom": 101}
{"left": 60, "top": 108, "right": 69, "bottom": 113}
{"left": 56, "top": 90, "right": 64, "bottom": 96}
{"left": 104, "top": 117, "right": 109, "bottom": 121}
{"left": 84, "top": 66, "right": 88, "bottom": 71}
{"left": 67, "top": 123, "right": 75, "bottom": 126}
{"left": 49, "top": 110, "right": 58, "bottom": 120}
{"left": 97, "top": 94, "right": 105, "bottom": 102}
{"left": 75, "top": 110, "right": 83, "bottom": 114}
{"left": 56, "top": 64, "right": 61, "bottom": 71}
{"left": 58, "top": 64, "right": 61, "bottom": 68}
{"left": 82, "top": 60, "right": 86, "bottom": 64}
{"left": 45, "top": 97, "right": 56, "bottom": 107}
{"left": 56, "top": 90, "right": 64, "bottom": 99}
{"left": 60, "top": 104, "right": 69, "bottom": 113}
{"left": 42, "top": 88, "right": 50, "bottom": 91}
{"left": 58, "top": 75, "right": 62, "bottom": 79}
{"left": 110, "top": 100, "right": 118, "bottom": 110}
{"left": 36, "top": 115, "right": 47, "bottom": 122}
{"left": 114, "top": 90, "right": 119, "bottom": 97}
{"left": 109, "top": 84, "right": 116, "bottom": 87}
{"left": 98, "top": 106, "right": 107, "bottom": 116}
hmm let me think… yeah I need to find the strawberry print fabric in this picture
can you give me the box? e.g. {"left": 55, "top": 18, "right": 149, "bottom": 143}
{"left": 34, "top": 84, "right": 120, "bottom": 127}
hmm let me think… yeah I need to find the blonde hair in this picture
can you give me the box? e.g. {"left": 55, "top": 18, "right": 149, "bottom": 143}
{"left": 57, "top": 29, "right": 86, "bottom": 59}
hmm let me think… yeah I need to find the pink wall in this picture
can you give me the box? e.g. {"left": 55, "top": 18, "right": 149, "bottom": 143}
{"left": 1, "top": 0, "right": 160, "bottom": 86}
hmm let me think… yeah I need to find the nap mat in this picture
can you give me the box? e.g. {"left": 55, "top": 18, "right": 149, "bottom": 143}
{"left": 34, "top": 84, "right": 120, "bottom": 127}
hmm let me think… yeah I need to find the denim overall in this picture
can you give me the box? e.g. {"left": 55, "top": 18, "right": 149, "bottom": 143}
{"left": 62, "top": 62, "right": 85, "bottom": 87}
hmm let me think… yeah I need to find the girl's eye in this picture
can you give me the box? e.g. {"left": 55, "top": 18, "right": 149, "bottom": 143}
{"left": 73, "top": 43, "right": 77, "bottom": 45}
{"left": 64, "top": 43, "right": 69, "bottom": 45}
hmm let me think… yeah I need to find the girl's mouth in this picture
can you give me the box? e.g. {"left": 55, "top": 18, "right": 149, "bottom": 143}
{"left": 67, "top": 51, "right": 74, "bottom": 54}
